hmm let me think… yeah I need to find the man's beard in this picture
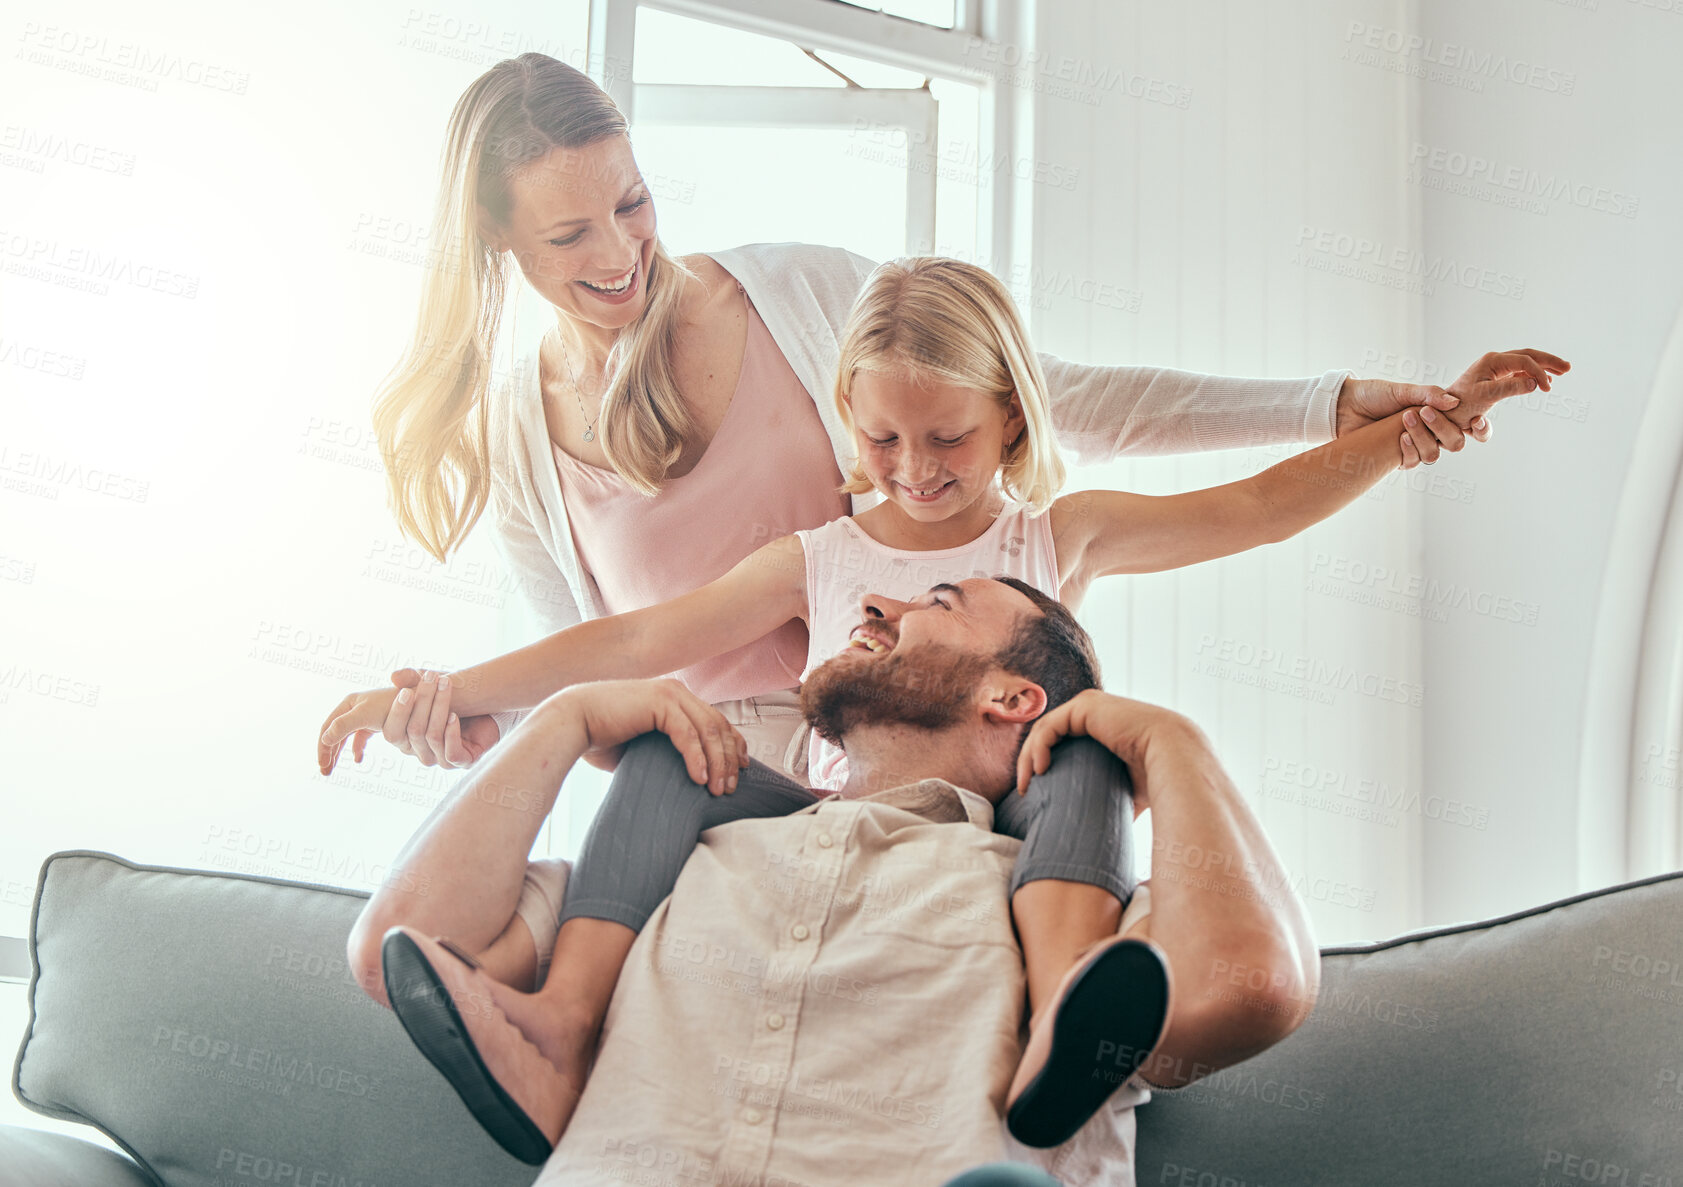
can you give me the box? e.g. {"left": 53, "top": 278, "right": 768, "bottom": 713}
{"left": 799, "top": 643, "right": 993, "bottom": 748}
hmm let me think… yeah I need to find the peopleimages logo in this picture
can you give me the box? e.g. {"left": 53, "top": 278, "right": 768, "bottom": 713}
{"left": 152, "top": 1027, "right": 381, "bottom": 1099}
{"left": 1408, "top": 143, "right": 1639, "bottom": 219}
{"left": 1194, "top": 633, "right": 1424, "bottom": 708}
{"left": 1540, "top": 1148, "right": 1675, "bottom": 1187}
{"left": 1294, "top": 226, "right": 1526, "bottom": 301}
{"left": 213, "top": 1148, "right": 380, "bottom": 1187}
{"left": 15, "top": 22, "right": 251, "bottom": 95}
{"left": 1341, "top": 22, "right": 1577, "bottom": 95}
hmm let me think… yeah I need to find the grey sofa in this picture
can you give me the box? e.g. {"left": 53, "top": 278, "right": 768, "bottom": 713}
{"left": 7, "top": 851, "right": 1683, "bottom": 1186}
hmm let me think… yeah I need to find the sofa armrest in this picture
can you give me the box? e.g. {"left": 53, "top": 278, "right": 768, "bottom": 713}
{"left": 0, "top": 1124, "right": 158, "bottom": 1187}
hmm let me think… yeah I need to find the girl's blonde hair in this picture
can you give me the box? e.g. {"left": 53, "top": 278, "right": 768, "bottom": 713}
{"left": 373, "top": 53, "right": 696, "bottom": 562}
{"left": 833, "top": 256, "right": 1065, "bottom": 513}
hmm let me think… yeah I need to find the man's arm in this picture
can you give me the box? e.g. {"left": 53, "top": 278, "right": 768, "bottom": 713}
{"left": 1015, "top": 691, "right": 1319, "bottom": 1089}
{"left": 346, "top": 679, "right": 752, "bottom": 1001}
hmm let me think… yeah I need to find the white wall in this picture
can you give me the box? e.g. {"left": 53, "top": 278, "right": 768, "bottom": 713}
{"left": 1025, "top": 0, "right": 1428, "bottom": 944}
{"left": 1413, "top": 0, "right": 1683, "bottom": 921}
{"left": 1026, "top": 0, "right": 1683, "bottom": 934}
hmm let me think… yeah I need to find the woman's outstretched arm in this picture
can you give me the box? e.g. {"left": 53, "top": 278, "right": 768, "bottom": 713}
{"left": 1038, "top": 346, "right": 1567, "bottom": 463}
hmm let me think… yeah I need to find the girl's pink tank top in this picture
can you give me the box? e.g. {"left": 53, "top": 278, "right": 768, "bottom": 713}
{"left": 552, "top": 283, "right": 849, "bottom": 705}
{"left": 794, "top": 499, "right": 1062, "bottom": 791}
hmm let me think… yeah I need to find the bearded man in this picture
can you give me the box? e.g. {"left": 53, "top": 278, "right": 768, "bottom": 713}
{"left": 351, "top": 576, "right": 1320, "bottom": 1187}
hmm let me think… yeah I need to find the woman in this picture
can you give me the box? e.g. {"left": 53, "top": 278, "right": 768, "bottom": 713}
{"left": 333, "top": 50, "right": 1550, "bottom": 1009}
{"left": 332, "top": 51, "right": 1513, "bottom": 785}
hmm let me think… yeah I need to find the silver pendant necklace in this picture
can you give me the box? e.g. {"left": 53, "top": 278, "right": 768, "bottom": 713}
{"left": 554, "top": 330, "right": 604, "bottom": 443}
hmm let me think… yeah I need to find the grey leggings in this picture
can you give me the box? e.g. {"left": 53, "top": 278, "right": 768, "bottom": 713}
{"left": 559, "top": 732, "right": 1137, "bottom": 933}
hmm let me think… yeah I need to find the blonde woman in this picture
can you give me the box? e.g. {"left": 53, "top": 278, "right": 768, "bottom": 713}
{"left": 333, "top": 51, "right": 1545, "bottom": 782}
{"left": 324, "top": 47, "right": 1559, "bottom": 1076}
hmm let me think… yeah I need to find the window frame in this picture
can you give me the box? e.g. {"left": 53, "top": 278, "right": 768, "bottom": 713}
{"left": 587, "top": 0, "right": 1028, "bottom": 268}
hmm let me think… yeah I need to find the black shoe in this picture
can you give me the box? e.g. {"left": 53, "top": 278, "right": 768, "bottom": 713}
{"left": 1005, "top": 936, "right": 1172, "bottom": 1148}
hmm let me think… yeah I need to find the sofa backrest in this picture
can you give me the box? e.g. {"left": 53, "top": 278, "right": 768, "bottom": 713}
{"left": 15, "top": 852, "right": 1683, "bottom": 1187}
{"left": 1135, "top": 869, "right": 1683, "bottom": 1186}
{"left": 12, "top": 851, "right": 537, "bottom": 1187}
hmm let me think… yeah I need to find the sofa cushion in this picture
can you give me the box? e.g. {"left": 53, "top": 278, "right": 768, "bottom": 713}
{"left": 1136, "top": 870, "right": 1683, "bottom": 1186}
{"left": 12, "top": 851, "right": 537, "bottom": 1187}
{"left": 0, "top": 1123, "right": 158, "bottom": 1187}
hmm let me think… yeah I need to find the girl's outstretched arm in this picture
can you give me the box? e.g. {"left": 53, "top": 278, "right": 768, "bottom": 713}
{"left": 1053, "top": 409, "right": 1438, "bottom": 584}
{"left": 318, "top": 535, "right": 808, "bottom": 773}
{"left": 1052, "top": 349, "right": 1562, "bottom": 588}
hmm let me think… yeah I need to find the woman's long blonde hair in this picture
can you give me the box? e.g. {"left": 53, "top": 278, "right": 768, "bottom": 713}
{"left": 833, "top": 257, "right": 1066, "bottom": 512}
{"left": 374, "top": 53, "right": 696, "bottom": 562}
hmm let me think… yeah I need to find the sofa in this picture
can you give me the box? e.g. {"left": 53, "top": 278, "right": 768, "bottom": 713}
{"left": 6, "top": 850, "right": 1683, "bottom": 1187}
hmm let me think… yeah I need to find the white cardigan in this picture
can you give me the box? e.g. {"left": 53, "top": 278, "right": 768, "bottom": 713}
{"left": 485, "top": 241, "right": 1349, "bottom": 726}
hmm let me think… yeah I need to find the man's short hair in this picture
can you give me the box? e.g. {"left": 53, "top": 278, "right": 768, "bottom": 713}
{"left": 990, "top": 577, "right": 1102, "bottom": 718}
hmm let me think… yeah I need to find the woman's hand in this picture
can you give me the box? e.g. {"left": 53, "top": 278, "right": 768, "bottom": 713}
{"left": 317, "top": 670, "right": 501, "bottom": 775}
{"left": 548, "top": 678, "right": 751, "bottom": 796}
{"left": 1014, "top": 689, "right": 1201, "bottom": 812}
{"left": 1336, "top": 347, "right": 1570, "bottom": 465}
{"left": 1336, "top": 376, "right": 1473, "bottom": 463}
{"left": 381, "top": 667, "right": 502, "bottom": 770}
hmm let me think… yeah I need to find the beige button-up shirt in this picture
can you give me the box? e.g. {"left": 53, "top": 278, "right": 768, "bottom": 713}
{"left": 535, "top": 778, "right": 1153, "bottom": 1187}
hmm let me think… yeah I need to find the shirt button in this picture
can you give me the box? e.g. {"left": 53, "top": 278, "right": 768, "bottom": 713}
{"left": 791, "top": 924, "right": 810, "bottom": 941}
{"left": 767, "top": 1013, "right": 785, "bottom": 1030}
{"left": 744, "top": 1108, "right": 764, "bottom": 1125}
{"left": 816, "top": 833, "right": 833, "bottom": 849}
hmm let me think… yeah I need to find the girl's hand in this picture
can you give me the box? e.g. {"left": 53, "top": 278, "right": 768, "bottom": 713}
{"left": 318, "top": 685, "right": 400, "bottom": 775}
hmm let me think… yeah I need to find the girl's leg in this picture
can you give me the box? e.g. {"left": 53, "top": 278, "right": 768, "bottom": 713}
{"left": 991, "top": 736, "right": 1137, "bottom": 1019}
{"left": 485, "top": 730, "right": 818, "bottom": 1080}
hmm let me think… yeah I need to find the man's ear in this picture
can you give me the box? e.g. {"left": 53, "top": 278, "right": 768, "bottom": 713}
{"left": 978, "top": 675, "right": 1047, "bottom": 727}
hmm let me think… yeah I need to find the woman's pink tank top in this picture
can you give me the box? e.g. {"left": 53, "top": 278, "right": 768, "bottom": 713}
{"left": 552, "top": 284, "right": 850, "bottom": 705}
{"left": 794, "top": 499, "right": 1062, "bottom": 790}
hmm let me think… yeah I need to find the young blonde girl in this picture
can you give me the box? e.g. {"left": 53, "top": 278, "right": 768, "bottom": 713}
{"left": 325, "top": 256, "right": 1475, "bottom": 795}
{"left": 323, "top": 257, "right": 1509, "bottom": 1159}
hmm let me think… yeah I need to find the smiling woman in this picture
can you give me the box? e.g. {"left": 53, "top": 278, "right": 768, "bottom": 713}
{"left": 372, "top": 58, "right": 696, "bottom": 549}
{"left": 333, "top": 49, "right": 1444, "bottom": 793}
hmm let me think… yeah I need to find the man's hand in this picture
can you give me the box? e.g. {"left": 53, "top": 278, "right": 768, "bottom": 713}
{"left": 1335, "top": 348, "right": 1570, "bottom": 464}
{"left": 546, "top": 678, "right": 751, "bottom": 796}
{"left": 1014, "top": 689, "right": 1200, "bottom": 806}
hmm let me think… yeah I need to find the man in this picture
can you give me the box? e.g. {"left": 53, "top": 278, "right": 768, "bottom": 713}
{"left": 367, "top": 576, "right": 1320, "bottom": 1185}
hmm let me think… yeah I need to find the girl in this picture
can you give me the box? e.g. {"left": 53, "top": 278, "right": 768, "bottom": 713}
{"left": 327, "top": 257, "right": 1541, "bottom": 1159}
